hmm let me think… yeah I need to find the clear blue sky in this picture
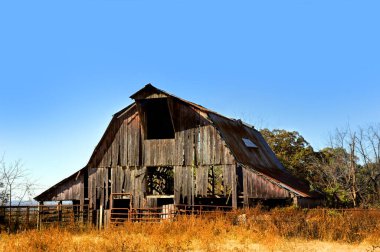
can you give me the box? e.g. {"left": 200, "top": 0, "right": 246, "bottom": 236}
{"left": 1, "top": 0, "right": 379, "bottom": 196}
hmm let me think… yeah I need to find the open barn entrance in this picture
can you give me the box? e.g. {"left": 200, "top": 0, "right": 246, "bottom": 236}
{"left": 143, "top": 166, "right": 175, "bottom": 220}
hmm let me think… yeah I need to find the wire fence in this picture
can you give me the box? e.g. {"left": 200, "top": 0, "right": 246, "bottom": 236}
{"left": 0, "top": 204, "right": 93, "bottom": 232}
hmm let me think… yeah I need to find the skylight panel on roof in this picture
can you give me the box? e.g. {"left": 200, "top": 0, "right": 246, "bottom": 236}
{"left": 242, "top": 138, "right": 258, "bottom": 148}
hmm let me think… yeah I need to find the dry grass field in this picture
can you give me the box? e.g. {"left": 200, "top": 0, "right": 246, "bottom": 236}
{"left": 1, "top": 207, "right": 380, "bottom": 252}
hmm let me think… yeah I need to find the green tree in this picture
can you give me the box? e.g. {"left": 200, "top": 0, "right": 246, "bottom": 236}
{"left": 260, "top": 129, "right": 315, "bottom": 180}
{"left": 260, "top": 125, "right": 380, "bottom": 207}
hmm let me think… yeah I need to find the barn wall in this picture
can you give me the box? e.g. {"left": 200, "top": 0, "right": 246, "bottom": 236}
{"left": 110, "top": 166, "right": 147, "bottom": 209}
{"left": 48, "top": 174, "right": 84, "bottom": 201}
{"left": 174, "top": 166, "right": 193, "bottom": 205}
{"left": 143, "top": 124, "right": 235, "bottom": 167}
{"left": 88, "top": 165, "right": 147, "bottom": 210}
{"left": 97, "top": 112, "right": 141, "bottom": 168}
{"left": 95, "top": 100, "right": 235, "bottom": 168}
{"left": 88, "top": 167, "right": 107, "bottom": 209}
{"left": 242, "top": 167, "right": 291, "bottom": 205}
{"left": 86, "top": 99, "right": 238, "bottom": 210}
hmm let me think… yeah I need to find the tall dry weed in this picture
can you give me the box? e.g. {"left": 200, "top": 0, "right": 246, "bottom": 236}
{"left": 0, "top": 207, "right": 379, "bottom": 251}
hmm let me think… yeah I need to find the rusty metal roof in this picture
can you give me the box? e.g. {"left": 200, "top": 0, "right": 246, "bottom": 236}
{"left": 207, "top": 113, "right": 318, "bottom": 198}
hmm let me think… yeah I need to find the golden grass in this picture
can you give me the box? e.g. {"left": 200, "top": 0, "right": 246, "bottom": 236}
{"left": 1, "top": 207, "right": 380, "bottom": 252}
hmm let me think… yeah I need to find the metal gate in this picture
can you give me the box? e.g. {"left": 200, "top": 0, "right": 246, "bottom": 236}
{"left": 109, "top": 193, "right": 132, "bottom": 224}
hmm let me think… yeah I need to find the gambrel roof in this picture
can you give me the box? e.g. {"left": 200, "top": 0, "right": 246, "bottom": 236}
{"left": 35, "top": 84, "right": 319, "bottom": 201}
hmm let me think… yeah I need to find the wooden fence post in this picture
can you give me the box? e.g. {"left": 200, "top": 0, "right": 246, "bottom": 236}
{"left": 58, "top": 201, "right": 62, "bottom": 226}
{"left": 37, "top": 202, "right": 43, "bottom": 230}
{"left": 26, "top": 206, "right": 30, "bottom": 228}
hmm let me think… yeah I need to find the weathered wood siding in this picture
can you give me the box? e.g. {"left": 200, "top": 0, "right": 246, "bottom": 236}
{"left": 87, "top": 99, "right": 237, "bottom": 209}
{"left": 242, "top": 167, "right": 290, "bottom": 205}
{"left": 46, "top": 174, "right": 84, "bottom": 201}
{"left": 110, "top": 166, "right": 146, "bottom": 208}
{"left": 174, "top": 166, "right": 193, "bottom": 205}
{"left": 143, "top": 100, "right": 235, "bottom": 167}
{"left": 89, "top": 101, "right": 235, "bottom": 169}
{"left": 96, "top": 112, "right": 141, "bottom": 168}
{"left": 88, "top": 167, "right": 108, "bottom": 209}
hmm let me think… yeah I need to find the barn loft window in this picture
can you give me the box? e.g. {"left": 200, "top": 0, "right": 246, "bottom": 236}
{"left": 140, "top": 98, "right": 175, "bottom": 139}
{"left": 146, "top": 166, "right": 174, "bottom": 195}
{"left": 242, "top": 138, "right": 258, "bottom": 148}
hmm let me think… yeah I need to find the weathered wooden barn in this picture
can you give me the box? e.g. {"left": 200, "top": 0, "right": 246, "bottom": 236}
{"left": 35, "top": 84, "right": 320, "bottom": 225}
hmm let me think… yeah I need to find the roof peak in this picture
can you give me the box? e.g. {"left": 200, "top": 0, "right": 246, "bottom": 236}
{"left": 130, "top": 84, "right": 256, "bottom": 128}
{"left": 130, "top": 83, "right": 163, "bottom": 99}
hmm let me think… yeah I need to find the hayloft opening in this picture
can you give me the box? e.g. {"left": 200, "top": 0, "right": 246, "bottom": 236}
{"left": 140, "top": 98, "right": 175, "bottom": 139}
{"left": 146, "top": 166, "right": 174, "bottom": 195}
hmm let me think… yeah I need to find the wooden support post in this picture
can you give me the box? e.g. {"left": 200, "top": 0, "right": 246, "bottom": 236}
{"left": 232, "top": 166, "right": 238, "bottom": 209}
{"left": 72, "top": 200, "right": 80, "bottom": 223}
{"left": 58, "top": 201, "right": 62, "bottom": 225}
{"left": 96, "top": 210, "right": 99, "bottom": 229}
{"left": 37, "top": 201, "right": 43, "bottom": 230}
{"left": 79, "top": 199, "right": 84, "bottom": 223}
{"left": 292, "top": 196, "right": 298, "bottom": 207}
{"left": 99, "top": 205, "right": 103, "bottom": 229}
{"left": 26, "top": 206, "right": 30, "bottom": 228}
